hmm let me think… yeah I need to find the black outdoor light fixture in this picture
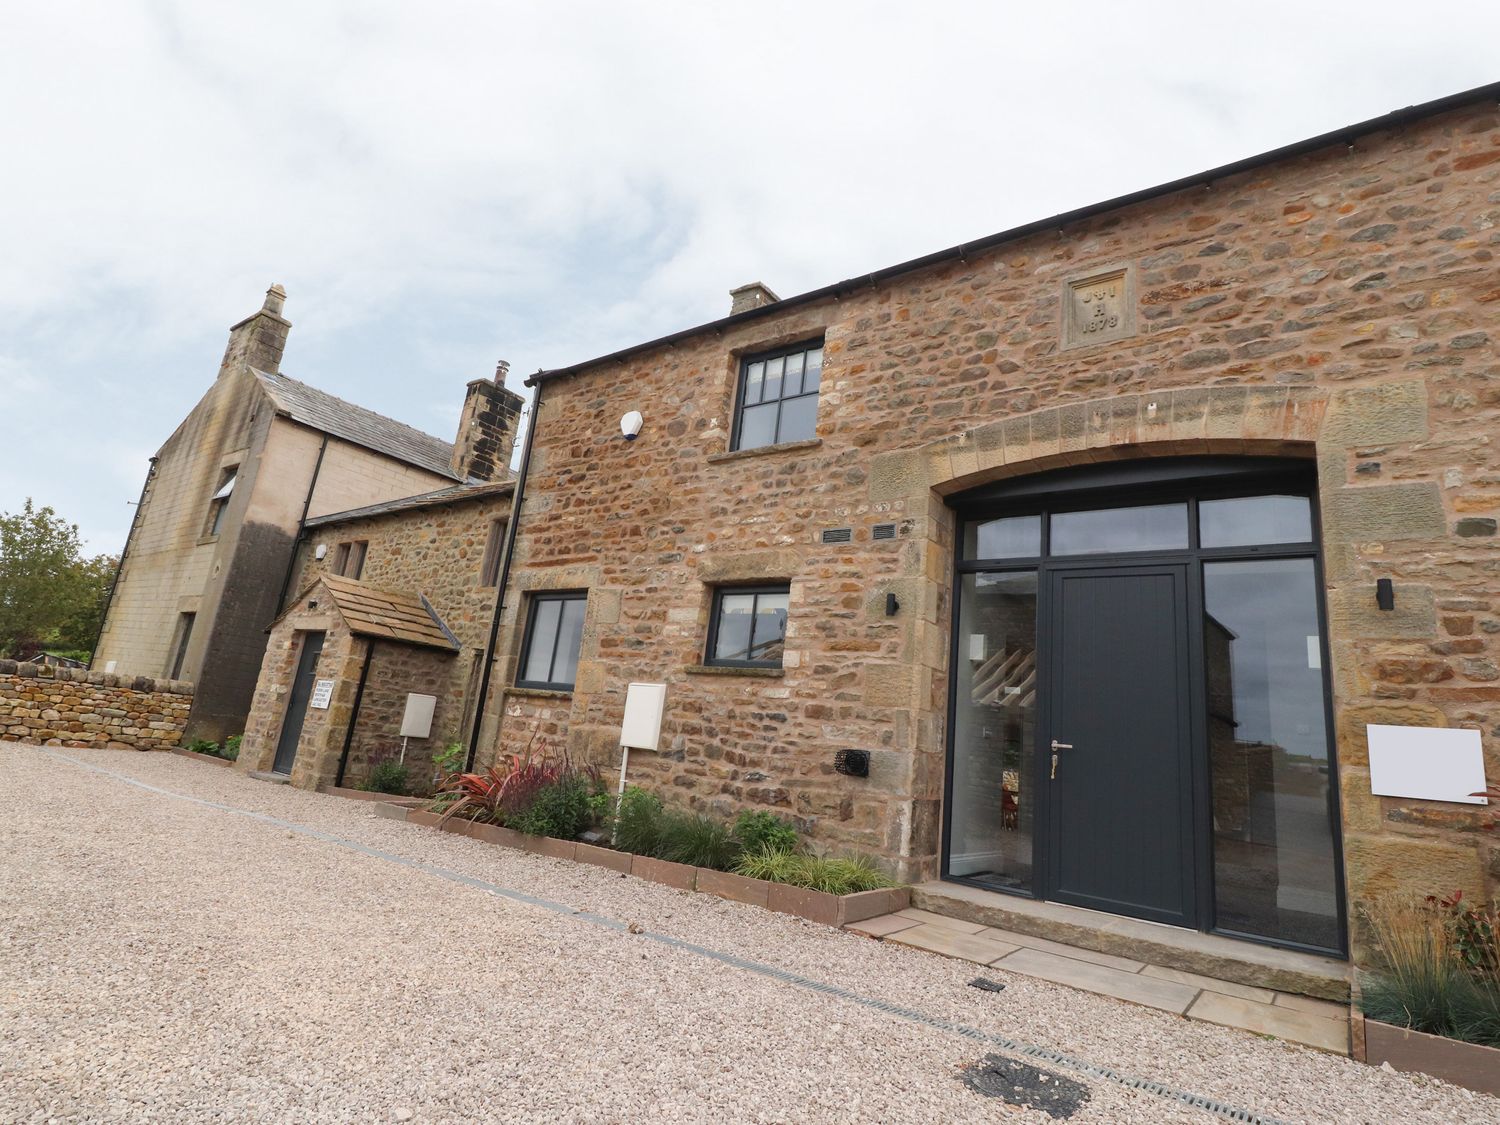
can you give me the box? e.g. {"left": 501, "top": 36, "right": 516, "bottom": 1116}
{"left": 1376, "top": 578, "right": 1395, "bottom": 611}
{"left": 885, "top": 592, "right": 900, "bottom": 617}
{"left": 835, "top": 748, "right": 870, "bottom": 778}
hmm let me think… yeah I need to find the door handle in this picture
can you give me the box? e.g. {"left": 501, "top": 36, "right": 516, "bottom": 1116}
{"left": 1050, "top": 740, "right": 1071, "bottom": 780}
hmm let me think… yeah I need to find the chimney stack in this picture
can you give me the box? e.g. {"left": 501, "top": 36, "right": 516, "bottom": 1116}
{"left": 451, "top": 362, "right": 525, "bottom": 481}
{"left": 729, "top": 282, "right": 780, "bottom": 315}
{"left": 218, "top": 284, "right": 291, "bottom": 378}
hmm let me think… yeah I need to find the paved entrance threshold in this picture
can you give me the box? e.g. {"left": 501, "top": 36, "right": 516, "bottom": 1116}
{"left": 849, "top": 884, "right": 1350, "bottom": 1054}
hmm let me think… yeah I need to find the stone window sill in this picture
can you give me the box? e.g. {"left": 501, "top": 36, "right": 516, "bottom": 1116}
{"left": 683, "top": 664, "right": 785, "bottom": 678}
{"left": 705, "top": 438, "right": 821, "bottom": 465}
{"left": 196, "top": 533, "right": 221, "bottom": 547}
{"left": 504, "top": 686, "right": 573, "bottom": 700}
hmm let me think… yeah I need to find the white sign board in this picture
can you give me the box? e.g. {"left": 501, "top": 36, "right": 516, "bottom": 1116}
{"left": 400, "top": 693, "right": 437, "bottom": 739}
{"left": 1367, "top": 724, "right": 1488, "bottom": 805}
{"left": 620, "top": 682, "right": 667, "bottom": 751}
{"left": 309, "top": 679, "right": 334, "bottom": 710}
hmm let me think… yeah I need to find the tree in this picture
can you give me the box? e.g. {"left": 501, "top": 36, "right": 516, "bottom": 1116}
{"left": 0, "top": 499, "right": 118, "bottom": 661}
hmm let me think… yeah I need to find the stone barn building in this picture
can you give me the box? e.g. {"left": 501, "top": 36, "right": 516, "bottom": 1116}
{"left": 476, "top": 83, "right": 1500, "bottom": 987}
{"left": 92, "top": 287, "right": 522, "bottom": 742}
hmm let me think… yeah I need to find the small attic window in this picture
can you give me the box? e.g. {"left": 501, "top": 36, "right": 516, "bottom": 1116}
{"left": 207, "top": 468, "right": 237, "bottom": 536}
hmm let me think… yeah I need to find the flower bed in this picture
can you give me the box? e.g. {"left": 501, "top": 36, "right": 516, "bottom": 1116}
{"left": 398, "top": 806, "right": 908, "bottom": 928}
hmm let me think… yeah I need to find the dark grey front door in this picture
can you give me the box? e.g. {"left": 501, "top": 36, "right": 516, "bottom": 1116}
{"left": 273, "top": 632, "right": 325, "bottom": 775}
{"left": 1045, "top": 566, "right": 1196, "bottom": 927}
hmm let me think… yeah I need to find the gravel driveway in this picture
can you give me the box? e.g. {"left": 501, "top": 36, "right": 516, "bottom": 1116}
{"left": 1, "top": 744, "right": 1493, "bottom": 1124}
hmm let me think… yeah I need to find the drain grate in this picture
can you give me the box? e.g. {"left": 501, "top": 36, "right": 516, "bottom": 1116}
{"left": 961, "top": 1054, "right": 1090, "bottom": 1119}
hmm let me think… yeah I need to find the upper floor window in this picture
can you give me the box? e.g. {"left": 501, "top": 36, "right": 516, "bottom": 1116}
{"left": 707, "top": 584, "right": 789, "bottom": 668}
{"left": 732, "top": 341, "right": 823, "bottom": 452}
{"left": 518, "top": 591, "right": 587, "bottom": 691}
{"left": 206, "top": 468, "right": 237, "bottom": 536}
{"left": 331, "top": 540, "right": 368, "bottom": 580}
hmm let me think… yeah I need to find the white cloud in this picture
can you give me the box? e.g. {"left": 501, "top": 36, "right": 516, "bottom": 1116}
{"left": 2, "top": 1, "right": 1498, "bottom": 551}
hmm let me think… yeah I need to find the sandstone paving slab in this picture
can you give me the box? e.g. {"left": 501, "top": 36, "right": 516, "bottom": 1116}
{"left": 893, "top": 907, "right": 989, "bottom": 933}
{"left": 1187, "top": 991, "right": 1350, "bottom": 1054}
{"left": 887, "top": 922, "right": 1021, "bottom": 964}
{"left": 993, "top": 947, "right": 1199, "bottom": 1015}
{"left": 1141, "top": 964, "right": 1277, "bottom": 1004}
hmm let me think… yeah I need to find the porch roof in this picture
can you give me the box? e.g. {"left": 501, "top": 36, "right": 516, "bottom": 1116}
{"left": 277, "top": 573, "right": 460, "bottom": 652}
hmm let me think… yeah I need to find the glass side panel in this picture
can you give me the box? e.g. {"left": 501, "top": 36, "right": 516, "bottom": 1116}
{"left": 964, "top": 515, "right": 1042, "bottom": 560}
{"left": 1049, "top": 503, "right": 1188, "bottom": 555}
{"left": 763, "top": 356, "right": 784, "bottom": 401}
{"left": 782, "top": 352, "right": 804, "bottom": 397}
{"left": 748, "top": 592, "right": 789, "bottom": 663}
{"left": 713, "top": 594, "right": 756, "bottom": 662}
{"left": 522, "top": 599, "right": 561, "bottom": 683}
{"left": 1205, "top": 558, "right": 1340, "bottom": 951}
{"left": 1199, "top": 495, "right": 1313, "bottom": 548}
{"left": 743, "top": 361, "right": 764, "bottom": 405}
{"left": 949, "top": 571, "right": 1038, "bottom": 893}
{"left": 551, "top": 597, "right": 587, "bottom": 687}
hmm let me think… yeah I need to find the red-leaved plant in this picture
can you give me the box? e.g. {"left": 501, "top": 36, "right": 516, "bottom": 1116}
{"left": 437, "top": 734, "right": 569, "bottom": 826}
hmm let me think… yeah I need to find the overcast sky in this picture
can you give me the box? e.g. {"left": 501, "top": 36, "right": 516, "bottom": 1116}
{"left": 3, "top": 2, "right": 1497, "bottom": 554}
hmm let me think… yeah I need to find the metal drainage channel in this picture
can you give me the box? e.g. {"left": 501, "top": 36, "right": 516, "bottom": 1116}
{"left": 47, "top": 750, "right": 1290, "bottom": 1125}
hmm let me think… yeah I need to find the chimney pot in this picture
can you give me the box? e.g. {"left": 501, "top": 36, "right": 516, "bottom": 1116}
{"left": 729, "top": 282, "right": 780, "bottom": 316}
{"left": 495, "top": 359, "right": 511, "bottom": 383}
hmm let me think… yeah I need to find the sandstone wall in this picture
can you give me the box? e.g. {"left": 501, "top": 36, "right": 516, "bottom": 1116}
{"left": 0, "top": 660, "right": 192, "bottom": 750}
{"left": 489, "top": 95, "right": 1500, "bottom": 920}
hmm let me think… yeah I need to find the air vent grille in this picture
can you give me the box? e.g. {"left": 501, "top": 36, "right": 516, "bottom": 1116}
{"left": 821, "top": 527, "right": 853, "bottom": 544}
{"left": 872, "top": 523, "right": 897, "bottom": 540}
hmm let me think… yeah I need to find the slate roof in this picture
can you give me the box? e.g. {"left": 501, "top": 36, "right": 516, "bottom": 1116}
{"left": 316, "top": 574, "right": 460, "bottom": 651}
{"left": 253, "top": 368, "right": 459, "bottom": 479}
{"left": 305, "top": 479, "right": 513, "bottom": 530}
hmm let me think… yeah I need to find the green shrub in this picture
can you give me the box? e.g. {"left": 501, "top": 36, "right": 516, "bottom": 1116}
{"left": 611, "top": 785, "right": 664, "bottom": 855}
{"left": 222, "top": 734, "right": 241, "bottom": 762}
{"left": 362, "top": 756, "right": 410, "bottom": 795}
{"left": 510, "top": 774, "right": 599, "bottom": 840}
{"left": 734, "top": 846, "right": 897, "bottom": 895}
{"left": 185, "top": 739, "right": 219, "bottom": 756}
{"left": 733, "top": 809, "right": 799, "bottom": 854}
{"left": 432, "top": 741, "right": 466, "bottom": 778}
{"left": 656, "top": 810, "right": 740, "bottom": 871}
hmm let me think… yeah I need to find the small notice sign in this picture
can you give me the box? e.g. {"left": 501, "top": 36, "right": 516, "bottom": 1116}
{"left": 309, "top": 679, "right": 334, "bottom": 710}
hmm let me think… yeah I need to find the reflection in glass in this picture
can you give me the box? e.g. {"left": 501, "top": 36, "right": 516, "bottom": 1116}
{"left": 1050, "top": 503, "right": 1188, "bottom": 555}
{"left": 713, "top": 590, "right": 788, "bottom": 665}
{"left": 964, "top": 515, "right": 1042, "bottom": 560}
{"left": 1200, "top": 495, "right": 1312, "bottom": 548}
{"left": 1205, "top": 559, "right": 1340, "bottom": 951}
{"left": 522, "top": 599, "right": 562, "bottom": 683}
{"left": 950, "top": 571, "right": 1038, "bottom": 892}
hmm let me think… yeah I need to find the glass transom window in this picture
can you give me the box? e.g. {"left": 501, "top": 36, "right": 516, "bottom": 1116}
{"left": 733, "top": 342, "right": 823, "bottom": 451}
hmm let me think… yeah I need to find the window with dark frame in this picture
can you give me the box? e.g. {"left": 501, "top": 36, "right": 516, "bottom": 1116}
{"left": 479, "top": 518, "right": 505, "bottom": 586}
{"left": 516, "top": 591, "right": 587, "bottom": 691}
{"left": 707, "top": 585, "right": 790, "bottom": 667}
{"left": 732, "top": 340, "right": 823, "bottom": 452}
{"left": 206, "top": 468, "right": 237, "bottom": 536}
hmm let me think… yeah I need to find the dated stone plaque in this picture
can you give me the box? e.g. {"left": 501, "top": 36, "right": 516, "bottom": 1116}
{"left": 1062, "top": 266, "right": 1135, "bottom": 349}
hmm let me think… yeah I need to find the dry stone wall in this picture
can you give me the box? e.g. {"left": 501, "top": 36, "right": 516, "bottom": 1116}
{"left": 0, "top": 660, "right": 192, "bottom": 750}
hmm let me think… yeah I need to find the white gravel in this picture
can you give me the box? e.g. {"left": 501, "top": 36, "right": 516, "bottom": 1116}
{"left": 1, "top": 744, "right": 1494, "bottom": 1124}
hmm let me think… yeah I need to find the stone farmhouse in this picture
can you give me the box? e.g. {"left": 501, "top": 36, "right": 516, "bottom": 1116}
{"left": 204, "top": 82, "right": 1500, "bottom": 993}
{"left": 91, "top": 287, "right": 521, "bottom": 742}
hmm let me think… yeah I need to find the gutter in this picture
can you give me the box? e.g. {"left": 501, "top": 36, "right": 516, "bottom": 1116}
{"left": 275, "top": 434, "right": 329, "bottom": 614}
{"left": 526, "top": 79, "right": 1500, "bottom": 388}
{"left": 89, "top": 455, "right": 157, "bottom": 670}
{"left": 465, "top": 383, "right": 544, "bottom": 771}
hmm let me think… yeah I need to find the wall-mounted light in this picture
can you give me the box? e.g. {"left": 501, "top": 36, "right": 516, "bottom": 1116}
{"left": 620, "top": 410, "right": 644, "bottom": 441}
{"left": 1376, "top": 578, "right": 1395, "bottom": 611}
{"left": 885, "top": 592, "right": 900, "bottom": 617}
{"left": 314, "top": 543, "right": 328, "bottom": 560}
